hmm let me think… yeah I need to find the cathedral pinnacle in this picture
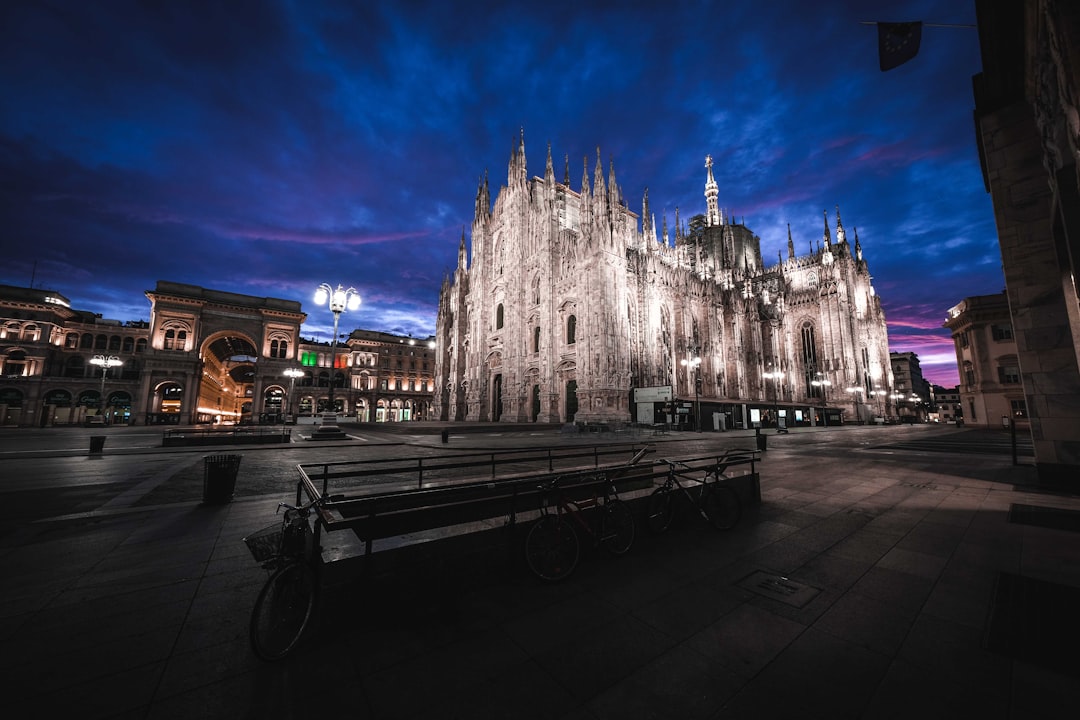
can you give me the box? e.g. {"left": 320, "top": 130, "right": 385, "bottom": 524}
{"left": 835, "top": 204, "right": 846, "bottom": 244}
{"left": 704, "top": 154, "right": 720, "bottom": 227}
{"left": 822, "top": 209, "right": 832, "bottom": 247}
{"left": 854, "top": 226, "right": 863, "bottom": 260}
{"left": 787, "top": 223, "right": 795, "bottom": 259}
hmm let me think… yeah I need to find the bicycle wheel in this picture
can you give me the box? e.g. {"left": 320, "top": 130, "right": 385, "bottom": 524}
{"left": 702, "top": 483, "right": 741, "bottom": 530}
{"left": 645, "top": 487, "right": 675, "bottom": 534}
{"left": 524, "top": 515, "right": 579, "bottom": 581}
{"left": 250, "top": 561, "right": 318, "bottom": 661}
{"left": 599, "top": 499, "right": 636, "bottom": 555}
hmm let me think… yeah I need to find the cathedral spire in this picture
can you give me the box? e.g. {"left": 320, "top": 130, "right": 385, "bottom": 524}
{"left": 593, "top": 147, "right": 606, "bottom": 202}
{"left": 835, "top": 204, "right": 846, "bottom": 244}
{"left": 674, "top": 206, "right": 681, "bottom": 243}
{"left": 544, "top": 141, "right": 554, "bottom": 182}
{"left": 457, "top": 227, "right": 468, "bottom": 271}
{"left": 474, "top": 171, "right": 490, "bottom": 223}
{"left": 580, "top": 155, "right": 591, "bottom": 229}
{"left": 704, "top": 154, "right": 721, "bottom": 227}
{"left": 507, "top": 127, "right": 526, "bottom": 186}
{"left": 564, "top": 154, "right": 569, "bottom": 185}
{"left": 608, "top": 156, "right": 619, "bottom": 208}
{"left": 822, "top": 209, "right": 832, "bottom": 247}
{"left": 854, "top": 226, "right": 863, "bottom": 261}
{"left": 642, "top": 187, "right": 652, "bottom": 242}
{"left": 662, "top": 211, "right": 669, "bottom": 246}
{"left": 787, "top": 223, "right": 795, "bottom": 259}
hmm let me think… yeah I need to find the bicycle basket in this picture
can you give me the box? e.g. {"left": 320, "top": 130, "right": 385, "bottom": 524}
{"left": 243, "top": 523, "right": 284, "bottom": 563}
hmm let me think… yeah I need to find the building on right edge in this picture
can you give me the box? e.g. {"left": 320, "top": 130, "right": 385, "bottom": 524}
{"left": 973, "top": 0, "right": 1079, "bottom": 485}
{"left": 943, "top": 292, "right": 1026, "bottom": 427}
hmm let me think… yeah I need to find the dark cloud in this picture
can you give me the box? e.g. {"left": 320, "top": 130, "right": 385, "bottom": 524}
{"left": 1, "top": 0, "right": 995, "bottom": 386}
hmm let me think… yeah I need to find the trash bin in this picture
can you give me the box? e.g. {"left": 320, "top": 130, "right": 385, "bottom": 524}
{"left": 755, "top": 429, "right": 767, "bottom": 452}
{"left": 89, "top": 436, "right": 106, "bottom": 454}
{"left": 203, "top": 454, "right": 242, "bottom": 504}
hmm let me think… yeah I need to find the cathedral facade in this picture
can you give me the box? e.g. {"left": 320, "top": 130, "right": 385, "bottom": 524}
{"left": 433, "top": 134, "right": 894, "bottom": 428}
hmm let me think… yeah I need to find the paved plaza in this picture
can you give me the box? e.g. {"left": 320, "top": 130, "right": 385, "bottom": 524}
{"left": 1, "top": 423, "right": 1078, "bottom": 719}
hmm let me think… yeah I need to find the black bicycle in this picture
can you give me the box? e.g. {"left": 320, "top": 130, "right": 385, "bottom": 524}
{"left": 243, "top": 494, "right": 331, "bottom": 660}
{"left": 524, "top": 472, "right": 636, "bottom": 581}
{"left": 645, "top": 458, "right": 741, "bottom": 533}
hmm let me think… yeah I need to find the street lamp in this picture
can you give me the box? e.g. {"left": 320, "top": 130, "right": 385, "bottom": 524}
{"left": 846, "top": 386, "right": 865, "bottom": 424}
{"left": 282, "top": 368, "right": 303, "bottom": 424}
{"left": 811, "top": 372, "right": 831, "bottom": 426}
{"left": 90, "top": 355, "right": 123, "bottom": 423}
{"left": 312, "top": 283, "right": 360, "bottom": 439}
{"left": 764, "top": 370, "right": 785, "bottom": 432}
{"left": 680, "top": 344, "right": 701, "bottom": 432}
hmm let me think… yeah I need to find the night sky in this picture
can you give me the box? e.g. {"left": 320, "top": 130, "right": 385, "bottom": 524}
{"left": 1, "top": 1, "right": 1000, "bottom": 387}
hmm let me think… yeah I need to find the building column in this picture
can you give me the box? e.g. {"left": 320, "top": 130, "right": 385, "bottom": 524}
{"left": 978, "top": 100, "right": 1080, "bottom": 486}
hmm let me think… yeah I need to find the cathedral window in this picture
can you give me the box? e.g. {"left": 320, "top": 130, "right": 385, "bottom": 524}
{"left": 567, "top": 315, "right": 576, "bottom": 345}
{"left": 496, "top": 304, "right": 504, "bottom": 330}
{"left": 95, "top": 334, "right": 108, "bottom": 350}
{"left": 533, "top": 326, "right": 541, "bottom": 353}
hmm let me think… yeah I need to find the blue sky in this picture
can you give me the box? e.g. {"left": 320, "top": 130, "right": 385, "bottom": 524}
{"left": 1, "top": 1, "right": 1000, "bottom": 386}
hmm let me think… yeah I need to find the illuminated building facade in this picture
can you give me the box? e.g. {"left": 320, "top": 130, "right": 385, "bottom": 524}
{"left": 433, "top": 135, "right": 894, "bottom": 428}
{"left": 0, "top": 281, "right": 435, "bottom": 426}
{"left": 944, "top": 292, "right": 1027, "bottom": 427}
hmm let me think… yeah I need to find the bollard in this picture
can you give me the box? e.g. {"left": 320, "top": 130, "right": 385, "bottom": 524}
{"left": 89, "top": 436, "right": 106, "bottom": 454}
{"left": 441, "top": 429, "right": 449, "bottom": 444}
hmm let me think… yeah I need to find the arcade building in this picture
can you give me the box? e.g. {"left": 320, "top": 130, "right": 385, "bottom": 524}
{"left": 0, "top": 281, "right": 436, "bottom": 427}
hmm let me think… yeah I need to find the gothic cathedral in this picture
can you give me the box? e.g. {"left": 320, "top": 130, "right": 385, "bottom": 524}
{"left": 433, "top": 132, "right": 893, "bottom": 427}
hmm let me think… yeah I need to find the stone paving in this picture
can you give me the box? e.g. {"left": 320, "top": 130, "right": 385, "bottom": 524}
{"left": 1, "top": 424, "right": 1079, "bottom": 719}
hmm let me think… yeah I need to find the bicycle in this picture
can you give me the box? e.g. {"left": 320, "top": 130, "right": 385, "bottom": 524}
{"left": 523, "top": 472, "right": 636, "bottom": 581}
{"left": 243, "top": 493, "right": 333, "bottom": 661}
{"left": 645, "top": 458, "right": 742, "bottom": 534}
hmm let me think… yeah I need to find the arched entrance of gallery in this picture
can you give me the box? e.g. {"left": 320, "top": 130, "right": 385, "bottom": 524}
{"left": 197, "top": 332, "right": 259, "bottom": 424}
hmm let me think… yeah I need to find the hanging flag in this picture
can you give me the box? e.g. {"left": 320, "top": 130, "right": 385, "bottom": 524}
{"left": 878, "top": 21, "right": 922, "bottom": 71}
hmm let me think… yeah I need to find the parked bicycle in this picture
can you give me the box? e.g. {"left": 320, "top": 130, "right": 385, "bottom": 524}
{"left": 243, "top": 492, "right": 338, "bottom": 661}
{"left": 645, "top": 457, "right": 742, "bottom": 533}
{"left": 524, "top": 472, "right": 636, "bottom": 581}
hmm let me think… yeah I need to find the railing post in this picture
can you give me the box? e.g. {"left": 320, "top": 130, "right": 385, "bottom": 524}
{"left": 322, "top": 464, "right": 329, "bottom": 497}
{"left": 491, "top": 453, "right": 497, "bottom": 479}
{"left": 594, "top": 446, "right": 599, "bottom": 468}
{"left": 548, "top": 450, "right": 553, "bottom": 472}
{"left": 418, "top": 457, "right": 424, "bottom": 489}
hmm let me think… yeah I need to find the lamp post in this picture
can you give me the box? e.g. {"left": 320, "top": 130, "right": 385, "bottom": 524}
{"left": 764, "top": 370, "right": 785, "bottom": 432}
{"left": 312, "top": 283, "right": 360, "bottom": 439}
{"left": 680, "top": 343, "right": 701, "bottom": 432}
{"left": 282, "top": 368, "right": 303, "bottom": 424}
{"left": 90, "top": 355, "right": 123, "bottom": 423}
{"left": 846, "top": 386, "right": 865, "bottom": 424}
{"left": 811, "top": 372, "right": 831, "bottom": 426}
{"left": 870, "top": 388, "right": 887, "bottom": 422}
